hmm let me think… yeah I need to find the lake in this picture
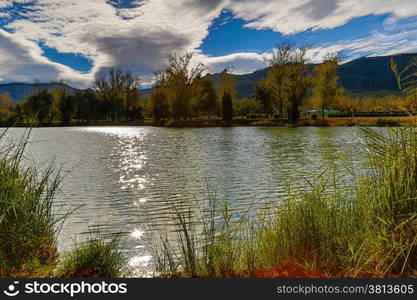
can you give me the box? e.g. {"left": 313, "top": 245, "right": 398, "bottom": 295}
{"left": 2, "top": 126, "right": 365, "bottom": 276}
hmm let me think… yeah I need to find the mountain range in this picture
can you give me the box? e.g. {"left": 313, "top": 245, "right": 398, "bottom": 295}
{"left": 225, "top": 53, "right": 416, "bottom": 99}
{"left": 1, "top": 53, "right": 416, "bottom": 102}
{"left": 0, "top": 82, "right": 78, "bottom": 103}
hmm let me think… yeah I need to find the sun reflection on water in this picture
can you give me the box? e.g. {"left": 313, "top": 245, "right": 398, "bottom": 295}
{"left": 80, "top": 127, "right": 153, "bottom": 276}
{"left": 133, "top": 198, "right": 148, "bottom": 207}
{"left": 130, "top": 228, "right": 145, "bottom": 239}
{"left": 129, "top": 255, "right": 153, "bottom": 277}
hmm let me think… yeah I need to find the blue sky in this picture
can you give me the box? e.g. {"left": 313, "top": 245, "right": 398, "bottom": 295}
{"left": 1, "top": 0, "right": 417, "bottom": 87}
{"left": 200, "top": 11, "right": 395, "bottom": 56}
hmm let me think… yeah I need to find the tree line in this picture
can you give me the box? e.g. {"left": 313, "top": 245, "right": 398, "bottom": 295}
{"left": 0, "top": 69, "right": 145, "bottom": 125}
{"left": 1, "top": 46, "right": 408, "bottom": 126}
{"left": 0, "top": 53, "right": 238, "bottom": 125}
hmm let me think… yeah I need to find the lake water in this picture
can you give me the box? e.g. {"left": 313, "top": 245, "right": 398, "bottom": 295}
{"left": 2, "top": 126, "right": 365, "bottom": 276}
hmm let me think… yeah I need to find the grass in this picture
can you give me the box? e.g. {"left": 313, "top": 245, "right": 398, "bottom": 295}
{"left": 0, "top": 129, "right": 63, "bottom": 277}
{"left": 148, "top": 193, "right": 256, "bottom": 278}
{"left": 55, "top": 237, "right": 127, "bottom": 278}
{"left": 148, "top": 126, "right": 417, "bottom": 278}
{"left": 0, "top": 129, "right": 127, "bottom": 278}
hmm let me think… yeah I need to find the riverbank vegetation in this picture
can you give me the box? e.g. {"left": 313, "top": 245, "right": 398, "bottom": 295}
{"left": 148, "top": 126, "right": 417, "bottom": 278}
{"left": 0, "top": 46, "right": 416, "bottom": 127}
{"left": 0, "top": 130, "right": 62, "bottom": 277}
{"left": 0, "top": 130, "right": 126, "bottom": 278}
{"left": 56, "top": 238, "right": 126, "bottom": 278}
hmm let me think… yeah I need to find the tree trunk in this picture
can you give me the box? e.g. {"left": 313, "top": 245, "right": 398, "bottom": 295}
{"left": 288, "top": 103, "right": 299, "bottom": 124}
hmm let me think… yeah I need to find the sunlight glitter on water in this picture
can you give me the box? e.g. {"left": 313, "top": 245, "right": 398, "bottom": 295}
{"left": 78, "top": 126, "right": 148, "bottom": 137}
{"left": 129, "top": 255, "right": 153, "bottom": 277}
{"left": 133, "top": 199, "right": 148, "bottom": 207}
{"left": 130, "top": 229, "right": 145, "bottom": 239}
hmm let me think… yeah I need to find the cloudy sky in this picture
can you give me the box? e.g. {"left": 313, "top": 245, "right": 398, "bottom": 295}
{"left": 1, "top": 0, "right": 417, "bottom": 87}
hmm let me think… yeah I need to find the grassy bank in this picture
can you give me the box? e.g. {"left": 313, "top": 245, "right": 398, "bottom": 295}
{"left": 0, "top": 130, "right": 126, "bottom": 278}
{"left": 2, "top": 116, "right": 413, "bottom": 128}
{"left": 149, "top": 126, "right": 417, "bottom": 278}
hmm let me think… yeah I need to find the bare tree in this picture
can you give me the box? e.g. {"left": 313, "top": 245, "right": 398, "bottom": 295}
{"left": 95, "top": 68, "right": 141, "bottom": 121}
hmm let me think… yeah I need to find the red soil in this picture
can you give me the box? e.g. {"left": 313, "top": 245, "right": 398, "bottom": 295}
{"left": 250, "top": 261, "right": 400, "bottom": 278}
{"left": 251, "top": 261, "right": 331, "bottom": 278}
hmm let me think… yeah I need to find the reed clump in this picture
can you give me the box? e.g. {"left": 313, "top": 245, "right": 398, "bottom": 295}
{"left": 55, "top": 237, "right": 126, "bottom": 278}
{"left": 0, "top": 130, "right": 63, "bottom": 277}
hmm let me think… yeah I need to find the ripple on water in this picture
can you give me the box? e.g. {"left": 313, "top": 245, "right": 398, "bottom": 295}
{"left": 2, "top": 126, "right": 365, "bottom": 277}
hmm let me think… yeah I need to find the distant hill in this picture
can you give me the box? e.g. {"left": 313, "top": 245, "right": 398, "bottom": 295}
{"left": 213, "top": 53, "right": 417, "bottom": 99}
{"left": 0, "top": 82, "right": 77, "bottom": 103}
{"left": 2, "top": 53, "right": 416, "bottom": 102}
{"left": 139, "top": 88, "right": 154, "bottom": 99}
{"left": 339, "top": 54, "right": 417, "bottom": 92}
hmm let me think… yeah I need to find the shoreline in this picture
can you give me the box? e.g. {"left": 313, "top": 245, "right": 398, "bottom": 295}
{"left": 1, "top": 116, "right": 413, "bottom": 128}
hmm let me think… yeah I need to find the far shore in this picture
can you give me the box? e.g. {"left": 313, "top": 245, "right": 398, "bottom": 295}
{"left": 1, "top": 116, "right": 414, "bottom": 128}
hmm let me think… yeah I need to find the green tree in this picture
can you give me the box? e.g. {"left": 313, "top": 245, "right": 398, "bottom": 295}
{"left": 217, "top": 68, "right": 236, "bottom": 109}
{"left": 264, "top": 44, "right": 310, "bottom": 123}
{"left": 156, "top": 53, "right": 205, "bottom": 120}
{"left": 96, "top": 68, "right": 140, "bottom": 121}
{"left": 124, "top": 88, "right": 143, "bottom": 121}
{"left": 13, "top": 101, "right": 29, "bottom": 124}
{"left": 284, "top": 47, "right": 310, "bottom": 124}
{"left": 75, "top": 89, "right": 100, "bottom": 123}
{"left": 234, "top": 98, "right": 260, "bottom": 116}
{"left": 255, "top": 79, "right": 274, "bottom": 116}
{"left": 195, "top": 75, "right": 218, "bottom": 118}
{"left": 26, "top": 88, "right": 53, "bottom": 125}
{"left": 0, "top": 93, "right": 13, "bottom": 123}
{"left": 150, "top": 88, "right": 169, "bottom": 120}
{"left": 222, "top": 92, "right": 233, "bottom": 122}
{"left": 266, "top": 43, "right": 292, "bottom": 117}
{"left": 53, "top": 82, "right": 76, "bottom": 124}
{"left": 312, "top": 54, "right": 343, "bottom": 118}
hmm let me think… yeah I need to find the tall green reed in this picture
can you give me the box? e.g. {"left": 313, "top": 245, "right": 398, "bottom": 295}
{"left": 0, "top": 129, "right": 66, "bottom": 276}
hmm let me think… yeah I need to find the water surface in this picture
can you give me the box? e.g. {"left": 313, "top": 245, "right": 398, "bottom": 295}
{"left": 3, "top": 126, "right": 365, "bottom": 276}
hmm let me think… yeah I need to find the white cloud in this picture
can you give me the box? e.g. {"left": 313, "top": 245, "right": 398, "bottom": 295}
{"left": 3, "top": 0, "right": 227, "bottom": 86}
{"left": 0, "top": 1, "right": 14, "bottom": 8}
{"left": 0, "top": 0, "right": 32, "bottom": 10}
{"left": 198, "top": 52, "right": 268, "bottom": 74}
{"left": 0, "top": 0, "right": 417, "bottom": 88}
{"left": 227, "top": 0, "right": 417, "bottom": 35}
{"left": 307, "top": 28, "right": 417, "bottom": 63}
{"left": 0, "top": 29, "right": 91, "bottom": 86}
